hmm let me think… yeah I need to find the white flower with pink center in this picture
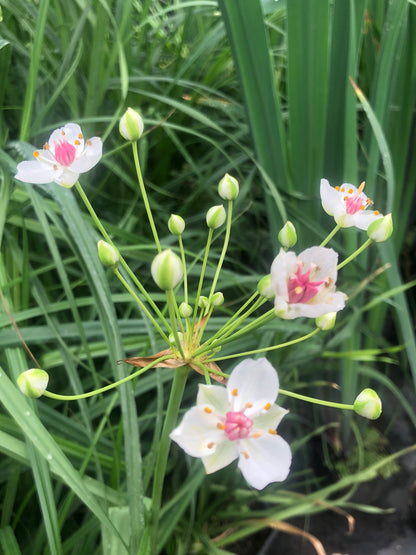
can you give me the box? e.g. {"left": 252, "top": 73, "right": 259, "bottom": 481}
{"left": 271, "top": 246, "right": 347, "bottom": 319}
{"left": 320, "top": 178, "right": 382, "bottom": 230}
{"left": 170, "top": 358, "right": 291, "bottom": 490}
{"left": 15, "top": 123, "right": 102, "bottom": 188}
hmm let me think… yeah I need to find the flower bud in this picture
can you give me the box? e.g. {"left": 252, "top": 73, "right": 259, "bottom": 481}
{"left": 97, "top": 240, "right": 119, "bottom": 270}
{"left": 353, "top": 388, "right": 382, "bottom": 420}
{"left": 179, "top": 302, "right": 192, "bottom": 318}
{"left": 211, "top": 292, "right": 224, "bottom": 306}
{"left": 315, "top": 312, "right": 337, "bottom": 331}
{"left": 17, "top": 369, "right": 49, "bottom": 398}
{"left": 206, "top": 205, "right": 226, "bottom": 229}
{"left": 278, "top": 221, "right": 297, "bottom": 249}
{"left": 168, "top": 214, "right": 185, "bottom": 236}
{"left": 367, "top": 214, "right": 393, "bottom": 242}
{"left": 151, "top": 249, "right": 183, "bottom": 290}
{"left": 257, "top": 275, "right": 274, "bottom": 299}
{"left": 119, "top": 107, "right": 144, "bottom": 141}
{"left": 218, "top": 173, "right": 239, "bottom": 200}
{"left": 198, "top": 296, "right": 210, "bottom": 310}
{"left": 169, "top": 331, "right": 184, "bottom": 346}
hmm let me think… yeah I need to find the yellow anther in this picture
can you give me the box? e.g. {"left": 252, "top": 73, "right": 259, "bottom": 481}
{"left": 204, "top": 407, "right": 212, "bottom": 414}
{"left": 43, "top": 143, "right": 49, "bottom": 150}
{"left": 243, "top": 451, "right": 250, "bottom": 459}
{"left": 343, "top": 196, "right": 349, "bottom": 201}
{"left": 231, "top": 388, "right": 238, "bottom": 396}
{"left": 358, "top": 181, "right": 365, "bottom": 194}
{"left": 78, "top": 133, "right": 83, "bottom": 139}
{"left": 251, "top": 432, "right": 261, "bottom": 438}
{"left": 374, "top": 210, "right": 379, "bottom": 216}
{"left": 61, "top": 130, "right": 65, "bottom": 135}
{"left": 360, "top": 205, "right": 365, "bottom": 210}
{"left": 268, "top": 428, "right": 277, "bottom": 435}
{"left": 264, "top": 402, "right": 271, "bottom": 411}
{"left": 295, "top": 286, "right": 303, "bottom": 295}
{"left": 335, "top": 186, "right": 340, "bottom": 191}
{"left": 53, "top": 164, "right": 58, "bottom": 170}
{"left": 87, "top": 139, "right": 92, "bottom": 145}
{"left": 207, "top": 442, "right": 214, "bottom": 449}
{"left": 33, "top": 151, "right": 39, "bottom": 158}
{"left": 217, "top": 422, "right": 225, "bottom": 430}
{"left": 340, "top": 187, "right": 345, "bottom": 192}
{"left": 245, "top": 402, "right": 253, "bottom": 409}
{"left": 348, "top": 188, "right": 353, "bottom": 194}
{"left": 74, "top": 139, "right": 80, "bottom": 146}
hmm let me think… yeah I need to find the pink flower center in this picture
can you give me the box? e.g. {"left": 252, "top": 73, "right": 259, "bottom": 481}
{"left": 287, "top": 263, "right": 325, "bottom": 304}
{"left": 54, "top": 139, "right": 76, "bottom": 166}
{"left": 224, "top": 411, "right": 253, "bottom": 440}
{"left": 339, "top": 182, "right": 373, "bottom": 215}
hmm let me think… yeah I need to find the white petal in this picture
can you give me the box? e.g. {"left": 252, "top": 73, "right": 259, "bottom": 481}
{"left": 15, "top": 160, "right": 55, "bottom": 184}
{"left": 170, "top": 406, "right": 224, "bottom": 458}
{"left": 49, "top": 123, "right": 81, "bottom": 147}
{"left": 253, "top": 404, "right": 288, "bottom": 431}
{"left": 197, "top": 384, "right": 229, "bottom": 415}
{"left": 298, "top": 246, "right": 338, "bottom": 283}
{"left": 227, "top": 358, "right": 279, "bottom": 414}
{"left": 290, "top": 291, "right": 347, "bottom": 318}
{"left": 202, "top": 441, "right": 238, "bottom": 473}
{"left": 320, "top": 178, "right": 343, "bottom": 217}
{"left": 238, "top": 434, "right": 292, "bottom": 489}
{"left": 274, "top": 296, "right": 289, "bottom": 318}
{"left": 270, "top": 249, "right": 296, "bottom": 300}
{"left": 349, "top": 210, "right": 383, "bottom": 231}
{"left": 54, "top": 168, "right": 79, "bottom": 187}
{"left": 70, "top": 137, "right": 102, "bottom": 173}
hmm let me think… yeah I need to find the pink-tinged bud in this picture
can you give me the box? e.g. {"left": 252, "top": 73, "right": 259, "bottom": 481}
{"left": 206, "top": 205, "right": 226, "bottom": 229}
{"left": 278, "top": 221, "right": 297, "bottom": 248}
{"left": 97, "top": 240, "right": 119, "bottom": 270}
{"left": 119, "top": 108, "right": 144, "bottom": 141}
{"left": 354, "top": 388, "right": 382, "bottom": 420}
{"left": 315, "top": 312, "right": 336, "bottom": 330}
{"left": 151, "top": 249, "right": 183, "bottom": 290}
{"left": 17, "top": 369, "right": 49, "bottom": 398}
{"left": 168, "top": 214, "right": 185, "bottom": 236}
{"left": 218, "top": 173, "right": 239, "bottom": 200}
{"left": 367, "top": 214, "right": 393, "bottom": 242}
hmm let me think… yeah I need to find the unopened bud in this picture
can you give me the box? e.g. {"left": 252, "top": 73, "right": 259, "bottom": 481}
{"left": 257, "top": 275, "right": 274, "bottom": 299}
{"left": 218, "top": 173, "right": 239, "bottom": 200}
{"left": 278, "top": 221, "right": 297, "bottom": 249}
{"left": 367, "top": 214, "right": 393, "bottom": 242}
{"left": 168, "top": 214, "right": 185, "bottom": 236}
{"left": 206, "top": 205, "right": 226, "bottom": 229}
{"left": 97, "top": 240, "right": 119, "bottom": 270}
{"left": 151, "top": 249, "right": 183, "bottom": 290}
{"left": 315, "top": 312, "right": 336, "bottom": 331}
{"left": 353, "top": 388, "right": 382, "bottom": 420}
{"left": 198, "top": 296, "right": 210, "bottom": 310}
{"left": 17, "top": 369, "right": 49, "bottom": 398}
{"left": 169, "top": 332, "right": 184, "bottom": 346}
{"left": 211, "top": 292, "right": 224, "bottom": 306}
{"left": 179, "top": 302, "right": 192, "bottom": 318}
{"left": 119, "top": 107, "right": 144, "bottom": 141}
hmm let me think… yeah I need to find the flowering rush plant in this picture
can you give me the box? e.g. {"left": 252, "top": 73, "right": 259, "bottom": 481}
{"left": 14, "top": 109, "right": 390, "bottom": 553}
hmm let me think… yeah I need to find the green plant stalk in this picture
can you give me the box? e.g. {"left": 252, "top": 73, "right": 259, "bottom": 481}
{"left": 320, "top": 224, "right": 341, "bottom": 247}
{"left": 337, "top": 238, "right": 373, "bottom": 270}
{"left": 75, "top": 181, "right": 171, "bottom": 334}
{"left": 208, "top": 200, "right": 233, "bottom": 299}
{"left": 165, "top": 289, "right": 185, "bottom": 359}
{"left": 211, "top": 327, "right": 321, "bottom": 362}
{"left": 131, "top": 140, "right": 161, "bottom": 253}
{"left": 178, "top": 234, "right": 188, "bottom": 305}
{"left": 42, "top": 354, "right": 172, "bottom": 401}
{"left": 278, "top": 388, "right": 353, "bottom": 411}
{"left": 150, "top": 365, "right": 190, "bottom": 555}
{"left": 191, "top": 228, "right": 213, "bottom": 330}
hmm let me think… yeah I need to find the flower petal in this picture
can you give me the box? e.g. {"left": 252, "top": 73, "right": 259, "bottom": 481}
{"left": 283, "top": 291, "right": 347, "bottom": 319}
{"left": 70, "top": 137, "right": 102, "bottom": 173}
{"left": 15, "top": 160, "right": 56, "bottom": 184}
{"left": 238, "top": 434, "right": 291, "bottom": 489}
{"left": 54, "top": 168, "right": 80, "bottom": 187}
{"left": 270, "top": 249, "right": 297, "bottom": 301}
{"left": 202, "top": 440, "right": 238, "bottom": 474}
{"left": 170, "top": 406, "right": 224, "bottom": 458}
{"left": 253, "top": 404, "right": 288, "bottom": 431}
{"left": 227, "top": 358, "right": 279, "bottom": 414}
{"left": 347, "top": 210, "right": 382, "bottom": 230}
{"left": 320, "top": 178, "right": 343, "bottom": 217}
{"left": 197, "top": 384, "right": 229, "bottom": 415}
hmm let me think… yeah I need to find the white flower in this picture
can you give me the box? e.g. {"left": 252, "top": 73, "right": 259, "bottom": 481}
{"left": 320, "top": 178, "right": 382, "bottom": 230}
{"left": 271, "top": 246, "right": 347, "bottom": 319}
{"left": 15, "top": 123, "right": 102, "bottom": 188}
{"left": 170, "top": 358, "right": 291, "bottom": 490}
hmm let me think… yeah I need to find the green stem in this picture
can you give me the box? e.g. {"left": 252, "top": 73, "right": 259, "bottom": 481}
{"left": 337, "top": 238, "right": 373, "bottom": 270}
{"left": 278, "top": 388, "right": 353, "bottom": 411}
{"left": 208, "top": 200, "right": 233, "bottom": 299}
{"left": 151, "top": 365, "right": 190, "bottom": 554}
{"left": 191, "top": 228, "right": 213, "bottom": 329}
{"left": 320, "top": 224, "right": 341, "bottom": 247}
{"left": 211, "top": 327, "right": 320, "bottom": 361}
{"left": 178, "top": 235, "right": 188, "bottom": 305}
{"left": 166, "top": 289, "right": 185, "bottom": 358}
{"left": 131, "top": 141, "right": 161, "bottom": 253}
{"left": 75, "top": 181, "right": 172, "bottom": 334}
{"left": 43, "top": 355, "right": 172, "bottom": 400}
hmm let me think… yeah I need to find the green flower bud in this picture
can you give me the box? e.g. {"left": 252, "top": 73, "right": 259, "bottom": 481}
{"left": 169, "top": 331, "right": 183, "bottom": 346}
{"left": 168, "top": 214, "right": 185, "bottom": 236}
{"left": 206, "top": 205, "right": 226, "bottom": 229}
{"left": 151, "top": 249, "right": 183, "bottom": 290}
{"left": 179, "top": 302, "right": 192, "bottom": 318}
{"left": 257, "top": 275, "right": 274, "bottom": 299}
{"left": 315, "top": 312, "right": 337, "bottom": 331}
{"left": 198, "top": 296, "right": 210, "bottom": 310}
{"left": 97, "top": 240, "right": 119, "bottom": 270}
{"left": 218, "top": 173, "right": 239, "bottom": 200}
{"left": 119, "top": 107, "right": 144, "bottom": 141}
{"left": 278, "top": 221, "right": 297, "bottom": 248}
{"left": 211, "top": 292, "right": 224, "bottom": 306}
{"left": 17, "top": 369, "right": 49, "bottom": 398}
{"left": 367, "top": 214, "right": 393, "bottom": 243}
{"left": 353, "top": 388, "right": 382, "bottom": 420}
